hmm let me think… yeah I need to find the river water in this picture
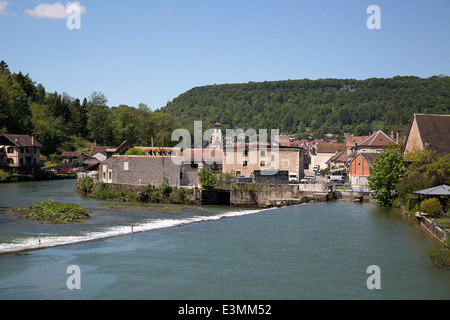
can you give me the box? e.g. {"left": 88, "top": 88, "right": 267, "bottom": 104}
{"left": 0, "top": 179, "right": 449, "bottom": 300}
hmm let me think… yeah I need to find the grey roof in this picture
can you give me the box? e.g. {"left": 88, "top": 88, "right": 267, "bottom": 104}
{"left": 414, "top": 184, "right": 450, "bottom": 195}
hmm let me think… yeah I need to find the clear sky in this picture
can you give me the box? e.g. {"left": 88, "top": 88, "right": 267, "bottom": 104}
{"left": 1, "top": 0, "right": 449, "bottom": 109}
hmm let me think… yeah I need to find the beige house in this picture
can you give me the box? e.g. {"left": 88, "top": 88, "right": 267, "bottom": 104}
{"left": 404, "top": 114, "right": 450, "bottom": 157}
{"left": 353, "top": 130, "right": 399, "bottom": 154}
{"left": 0, "top": 134, "right": 43, "bottom": 174}
{"left": 222, "top": 143, "right": 305, "bottom": 180}
{"left": 310, "top": 142, "right": 345, "bottom": 170}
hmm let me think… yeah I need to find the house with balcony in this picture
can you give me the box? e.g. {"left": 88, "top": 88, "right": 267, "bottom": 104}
{"left": 0, "top": 134, "right": 43, "bottom": 174}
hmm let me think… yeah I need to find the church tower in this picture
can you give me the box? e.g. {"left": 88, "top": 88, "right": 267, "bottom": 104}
{"left": 211, "top": 115, "right": 222, "bottom": 149}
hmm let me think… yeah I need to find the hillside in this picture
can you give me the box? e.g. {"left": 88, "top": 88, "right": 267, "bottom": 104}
{"left": 159, "top": 76, "right": 450, "bottom": 139}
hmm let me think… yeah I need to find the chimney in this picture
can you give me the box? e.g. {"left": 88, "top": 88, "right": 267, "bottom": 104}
{"left": 390, "top": 128, "right": 394, "bottom": 139}
{"left": 395, "top": 129, "right": 399, "bottom": 143}
{"left": 31, "top": 136, "right": 34, "bottom": 146}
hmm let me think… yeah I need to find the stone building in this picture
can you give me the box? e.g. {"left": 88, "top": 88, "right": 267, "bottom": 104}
{"left": 99, "top": 156, "right": 183, "bottom": 187}
{"left": 0, "top": 134, "right": 43, "bottom": 174}
{"left": 222, "top": 143, "right": 305, "bottom": 180}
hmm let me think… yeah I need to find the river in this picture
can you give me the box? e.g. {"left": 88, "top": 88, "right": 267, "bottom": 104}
{"left": 0, "top": 179, "right": 449, "bottom": 300}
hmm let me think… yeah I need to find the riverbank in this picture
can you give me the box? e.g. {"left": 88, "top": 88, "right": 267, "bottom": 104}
{"left": 0, "top": 172, "right": 76, "bottom": 183}
{"left": 77, "top": 180, "right": 330, "bottom": 208}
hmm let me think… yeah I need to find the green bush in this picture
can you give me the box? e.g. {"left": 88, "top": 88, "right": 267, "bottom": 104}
{"left": 199, "top": 168, "right": 216, "bottom": 189}
{"left": 93, "top": 182, "right": 113, "bottom": 199}
{"left": 160, "top": 177, "right": 172, "bottom": 197}
{"left": 0, "top": 169, "right": 10, "bottom": 182}
{"left": 79, "top": 176, "right": 94, "bottom": 194}
{"left": 426, "top": 243, "right": 450, "bottom": 269}
{"left": 421, "top": 198, "right": 442, "bottom": 217}
{"left": 138, "top": 184, "right": 153, "bottom": 202}
{"left": 169, "top": 188, "right": 186, "bottom": 204}
{"left": 125, "top": 148, "right": 147, "bottom": 156}
{"left": 23, "top": 200, "right": 90, "bottom": 224}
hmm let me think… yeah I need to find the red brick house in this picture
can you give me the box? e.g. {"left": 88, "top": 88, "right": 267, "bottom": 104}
{"left": 348, "top": 153, "right": 379, "bottom": 186}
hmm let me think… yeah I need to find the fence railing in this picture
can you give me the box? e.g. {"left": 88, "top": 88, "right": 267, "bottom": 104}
{"left": 297, "top": 182, "right": 370, "bottom": 193}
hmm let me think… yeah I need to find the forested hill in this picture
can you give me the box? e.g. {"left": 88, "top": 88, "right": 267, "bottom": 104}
{"left": 159, "top": 76, "right": 450, "bottom": 139}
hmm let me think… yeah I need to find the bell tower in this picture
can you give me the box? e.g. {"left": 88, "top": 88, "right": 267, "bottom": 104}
{"left": 211, "top": 115, "right": 222, "bottom": 149}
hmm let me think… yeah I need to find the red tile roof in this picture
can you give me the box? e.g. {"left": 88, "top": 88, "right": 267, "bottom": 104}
{"left": 357, "top": 130, "right": 398, "bottom": 147}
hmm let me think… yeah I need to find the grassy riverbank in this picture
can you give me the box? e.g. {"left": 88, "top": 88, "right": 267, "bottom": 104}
{"left": 0, "top": 170, "right": 76, "bottom": 183}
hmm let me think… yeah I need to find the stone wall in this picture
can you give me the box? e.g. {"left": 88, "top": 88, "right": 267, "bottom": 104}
{"left": 230, "top": 183, "right": 326, "bottom": 207}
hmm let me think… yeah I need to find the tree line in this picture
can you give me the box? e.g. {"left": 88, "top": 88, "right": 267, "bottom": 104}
{"left": 159, "top": 76, "right": 450, "bottom": 139}
{"left": 0, "top": 60, "right": 180, "bottom": 155}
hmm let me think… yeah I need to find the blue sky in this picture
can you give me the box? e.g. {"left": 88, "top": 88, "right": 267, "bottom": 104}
{"left": 1, "top": 0, "right": 449, "bottom": 110}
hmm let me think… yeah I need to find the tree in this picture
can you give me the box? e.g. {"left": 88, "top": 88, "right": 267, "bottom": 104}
{"left": 79, "top": 176, "right": 94, "bottom": 195}
{"left": 398, "top": 151, "right": 450, "bottom": 211}
{"left": 124, "top": 148, "right": 147, "bottom": 156}
{"left": 368, "top": 147, "right": 405, "bottom": 206}
{"left": 86, "top": 92, "right": 112, "bottom": 145}
{"left": 198, "top": 168, "right": 216, "bottom": 189}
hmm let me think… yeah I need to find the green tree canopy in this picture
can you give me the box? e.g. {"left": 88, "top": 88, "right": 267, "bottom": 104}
{"left": 368, "top": 147, "right": 405, "bottom": 206}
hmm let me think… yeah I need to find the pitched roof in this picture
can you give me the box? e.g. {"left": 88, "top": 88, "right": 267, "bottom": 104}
{"left": 414, "top": 184, "right": 450, "bottom": 196}
{"left": 0, "top": 134, "right": 43, "bottom": 147}
{"left": 357, "top": 130, "right": 398, "bottom": 147}
{"left": 345, "top": 135, "right": 369, "bottom": 147}
{"left": 412, "top": 114, "right": 450, "bottom": 155}
{"left": 359, "top": 153, "right": 379, "bottom": 166}
{"left": 316, "top": 142, "right": 345, "bottom": 153}
{"left": 62, "top": 151, "right": 83, "bottom": 157}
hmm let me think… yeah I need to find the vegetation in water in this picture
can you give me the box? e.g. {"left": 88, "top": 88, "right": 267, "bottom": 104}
{"left": 6, "top": 200, "right": 90, "bottom": 224}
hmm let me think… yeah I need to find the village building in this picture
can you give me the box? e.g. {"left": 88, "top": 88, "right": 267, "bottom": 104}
{"left": 348, "top": 153, "right": 378, "bottom": 187}
{"left": 62, "top": 151, "right": 84, "bottom": 165}
{"left": 403, "top": 113, "right": 450, "bottom": 157}
{"left": 353, "top": 130, "right": 399, "bottom": 154}
{"left": 346, "top": 130, "right": 400, "bottom": 187}
{"left": 222, "top": 142, "right": 305, "bottom": 181}
{"left": 89, "top": 140, "right": 133, "bottom": 161}
{"left": 310, "top": 142, "right": 345, "bottom": 170}
{"left": 0, "top": 134, "right": 43, "bottom": 174}
{"left": 345, "top": 135, "right": 369, "bottom": 156}
{"left": 99, "top": 155, "right": 183, "bottom": 187}
{"left": 325, "top": 150, "right": 348, "bottom": 175}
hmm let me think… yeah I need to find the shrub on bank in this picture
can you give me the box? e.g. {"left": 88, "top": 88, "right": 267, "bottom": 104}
{"left": 421, "top": 198, "right": 442, "bottom": 217}
{"left": 0, "top": 169, "right": 10, "bottom": 182}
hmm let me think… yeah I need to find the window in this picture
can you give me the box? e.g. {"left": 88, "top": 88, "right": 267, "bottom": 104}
{"left": 376, "top": 150, "right": 381, "bottom": 153}
{"left": 260, "top": 160, "right": 266, "bottom": 167}
{"left": 236, "top": 170, "right": 241, "bottom": 177}
{"left": 108, "top": 171, "right": 112, "bottom": 180}
{"left": 20, "top": 158, "right": 23, "bottom": 164}
{"left": 362, "top": 149, "right": 367, "bottom": 153}
{"left": 7, "top": 147, "right": 14, "bottom": 154}
{"left": 7, "top": 158, "right": 13, "bottom": 164}
{"left": 243, "top": 160, "right": 248, "bottom": 167}
{"left": 124, "top": 162, "right": 129, "bottom": 171}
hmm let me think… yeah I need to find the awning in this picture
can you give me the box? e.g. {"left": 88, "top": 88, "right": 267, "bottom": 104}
{"left": 414, "top": 185, "right": 450, "bottom": 196}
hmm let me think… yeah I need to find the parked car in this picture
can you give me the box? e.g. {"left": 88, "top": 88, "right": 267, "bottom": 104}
{"left": 300, "top": 176, "right": 316, "bottom": 184}
{"left": 289, "top": 173, "right": 298, "bottom": 183}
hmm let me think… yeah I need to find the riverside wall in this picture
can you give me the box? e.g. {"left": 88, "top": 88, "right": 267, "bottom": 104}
{"left": 230, "top": 184, "right": 331, "bottom": 207}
